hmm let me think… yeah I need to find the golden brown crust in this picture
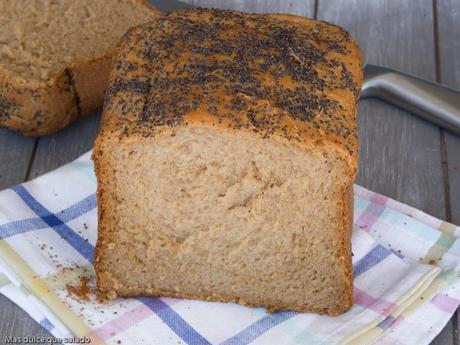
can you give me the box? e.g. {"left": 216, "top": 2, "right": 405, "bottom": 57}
{"left": 0, "top": 0, "right": 158, "bottom": 137}
{"left": 0, "top": 70, "right": 78, "bottom": 136}
{"left": 100, "top": 9, "right": 363, "bottom": 174}
{"left": 92, "top": 142, "right": 112, "bottom": 296}
{"left": 99, "top": 282, "right": 343, "bottom": 315}
{"left": 337, "top": 184, "right": 355, "bottom": 313}
{"left": 70, "top": 54, "right": 113, "bottom": 116}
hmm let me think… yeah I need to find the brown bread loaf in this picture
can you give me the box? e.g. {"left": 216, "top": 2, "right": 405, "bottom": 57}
{"left": 0, "top": 0, "right": 158, "bottom": 136}
{"left": 93, "top": 8, "right": 363, "bottom": 315}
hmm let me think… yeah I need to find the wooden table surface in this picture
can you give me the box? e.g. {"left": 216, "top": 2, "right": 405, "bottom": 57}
{"left": 1, "top": 0, "right": 459, "bottom": 344}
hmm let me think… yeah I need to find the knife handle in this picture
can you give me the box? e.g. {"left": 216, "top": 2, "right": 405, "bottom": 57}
{"left": 361, "top": 64, "right": 460, "bottom": 136}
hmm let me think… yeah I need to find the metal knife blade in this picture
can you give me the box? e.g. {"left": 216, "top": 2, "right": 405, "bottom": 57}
{"left": 361, "top": 65, "right": 460, "bottom": 136}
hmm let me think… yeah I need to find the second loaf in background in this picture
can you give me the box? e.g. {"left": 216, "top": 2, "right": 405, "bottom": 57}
{"left": 0, "top": 0, "right": 158, "bottom": 136}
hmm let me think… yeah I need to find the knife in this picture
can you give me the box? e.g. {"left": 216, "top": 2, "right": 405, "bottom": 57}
{"left": 361, "top": 65, "right": 460, "bottom": 136}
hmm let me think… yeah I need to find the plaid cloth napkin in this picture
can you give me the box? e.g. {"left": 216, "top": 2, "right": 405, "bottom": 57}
{"left": 0, "top": 152, "right": 459, "bottom": 345}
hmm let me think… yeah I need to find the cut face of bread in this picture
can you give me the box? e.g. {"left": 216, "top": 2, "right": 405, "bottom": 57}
{"left": 0, "top": 0, "right": 158, "bottom": 135}
{"left": 0, "top": 0, "right": 155, "bottom": 80}
{"left": 95, "top": 126, "right": 353, "bottom": 314}
{"left": 94, "top": 9, "right": 363, "bottom": 315}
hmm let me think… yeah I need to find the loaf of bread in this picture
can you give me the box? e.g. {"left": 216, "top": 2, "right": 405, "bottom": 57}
{"left": 0, "top": 0, "right": 158, "bottom": 136}
{"left": 93, "top": 9, "right": 363, "bottom": 315}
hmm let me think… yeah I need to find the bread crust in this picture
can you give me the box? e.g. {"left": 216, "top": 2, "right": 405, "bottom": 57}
{"left": 94, "top": 8, "right": 363, "bottom": 315}
{"left": 98, "top": 10, "right": 363, "bottom": 174}
{"left": 337, "top": 184, "right": 355, "bottom": 313}
{"left": 0, "top": 0, "right": 158, "bottom": 136}
{"left": 0, "top": 69, "right": 78, "bottom": 136}
{"left": 98, "top": 279, "right": 345, "bottom": 315}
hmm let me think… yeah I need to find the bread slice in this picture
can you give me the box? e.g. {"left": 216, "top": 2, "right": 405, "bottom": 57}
{"left": 0, "top": 0, "right": 158, "bottom": 136}
{"left": 93, "top": 9, "right": 363, "bottom": 315}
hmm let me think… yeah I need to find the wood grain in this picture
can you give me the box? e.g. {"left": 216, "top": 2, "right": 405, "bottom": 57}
{"left": 27, "top": 112, "right": 101, "bottom": 180}
{"left": 437, "top": 1, "right": 460, "bottom": 342}
{"left": 437, "top": 0, "right": 460, "bottom": 226}
{"left": 0, "top": 129, "right": 35, "bottom": 190}
{"left": 0, "top": 296, "right": 51, "bottom": 344}
{"left": 180, "top": 0, "right": 314, "bottom": 15}
{"left": 318, "top": 0, "right": 446, "bottom": 216}
{"left": 150, "top": 0, "right": 193, "bottom": 11}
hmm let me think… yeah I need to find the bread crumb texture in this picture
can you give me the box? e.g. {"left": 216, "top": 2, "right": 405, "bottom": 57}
{"left": 0, "top": 0, "right": 155, "bottom": 80}
{"left": 94, "top": 9, "right": 363, "bottom": 315}
{"left": 0, "top": 0, "right": 158, "bottom": 135}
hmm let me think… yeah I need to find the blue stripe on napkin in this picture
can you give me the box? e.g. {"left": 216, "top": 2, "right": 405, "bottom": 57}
{"left": 39, "top": 318, "right": 55, "bottom": 332}
{"left": 0, "top": 194, "right": 96, "bottom": 240}
{"left": 353, "top": 245, "right": 391, "bottom": 278}
{"left": 221, "top": 311, "right": 297, "bottom": 345}
{"left": 140, "top": 297, "right": 212, "bottom": 345}
{"left": 12, "top": 185, "right": 94, "bottom": 262}
{"left": 12, "top": 186, "right": 213, "bottom": 345}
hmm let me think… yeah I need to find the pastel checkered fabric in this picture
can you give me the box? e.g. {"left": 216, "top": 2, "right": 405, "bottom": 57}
{"left": 0, "top": 152, "right": 459, "bottom": 345}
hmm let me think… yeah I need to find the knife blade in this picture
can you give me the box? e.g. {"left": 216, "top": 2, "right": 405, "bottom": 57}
{"left": 361, "top": 64, "right": 460, "bottom": 136}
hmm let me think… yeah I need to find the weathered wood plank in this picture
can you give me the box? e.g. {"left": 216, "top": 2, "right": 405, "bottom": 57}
{"left": 317, "top": 1, "right": 453, "bottom": 344}
{"left": 438, "top": 0, "right": 460, "bottom": 226}
{"left": 0, "top": 295, "right": 52, "bottom": 344}
{"left": 0, "top": 129, "right": 35, "bottom": 190}
{"left": 445, "top": 134, "right": 460, "bottom": 225}
{"left": 437, "top": 1, "right": 460, "bottom": 344}
{"left": 319, "top": 0, "right": 446, "bottom": 216}
{"left": 27, "top": 112, "right": 101, "bottom": 180}
{"left": 180, "top": 0, "right": 314, "bottom": 15}
{"left": 431, "top": 322, "right": 457, "bottom": 345}
{"left": 153, "top": 0, "right": 193, "bottom": 11}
